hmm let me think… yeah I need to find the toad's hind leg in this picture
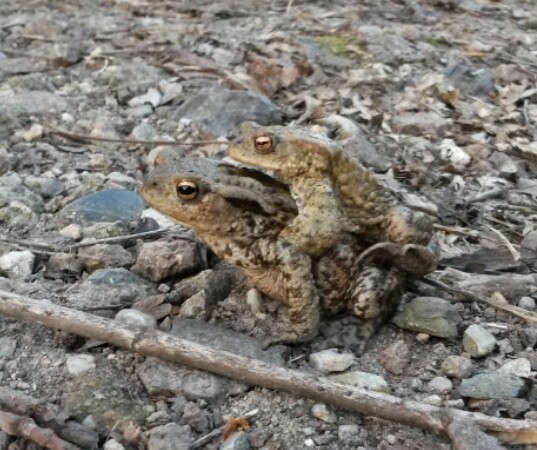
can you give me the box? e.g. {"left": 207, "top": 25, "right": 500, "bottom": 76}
{"left": 346, "top": 264, "right": 405, "bottom": 355}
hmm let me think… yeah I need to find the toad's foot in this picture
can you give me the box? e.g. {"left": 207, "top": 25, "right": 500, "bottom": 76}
{"left": 355, "top": 242, "right": 437, "bottom": 276}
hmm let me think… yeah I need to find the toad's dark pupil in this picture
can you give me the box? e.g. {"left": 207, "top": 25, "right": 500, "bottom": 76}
{"left": 177, "top": 185, "right": 197, "bottom": 196}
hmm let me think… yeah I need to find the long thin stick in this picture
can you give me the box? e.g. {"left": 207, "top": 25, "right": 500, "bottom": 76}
{"left": 0, "top": 291, "right": 535, "bottom": 445}
{"left": 43, "top": 123, "right": 224, "bottom": 146}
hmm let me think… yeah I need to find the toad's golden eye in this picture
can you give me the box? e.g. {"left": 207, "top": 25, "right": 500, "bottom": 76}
{"left": 254, "top": 136, "right": 273, "bottom": 154}
{"left": 176, "top": 181, "right": 199, "bottom": 200}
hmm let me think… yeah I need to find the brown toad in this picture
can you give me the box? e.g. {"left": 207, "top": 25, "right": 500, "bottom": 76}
{"left": 227, "top": 122, "right": 436, "bottom": 275}
{"left": 139, "top": 157, "right": 404, "bottom": 353}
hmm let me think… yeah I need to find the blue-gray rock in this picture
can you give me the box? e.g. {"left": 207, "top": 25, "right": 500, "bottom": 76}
{"left": 444, "top": 62, "right": 495, "bottom": 96}
{"left": 219, "top": 431, "right": 251, "bottom": 450}
{"left": 0, "top": 90, "right": 73, "bottom": 115}
{"left": 148, "top": 423, "right": 193, "bottom": 450}
{"left": 67, "top": 268, "right": 155, "bottom": 313}
{"left": 171, "top": 318, "right": 287, "bottom": 366}
{"left": 392, "top": 297, "right": 461, "bottom": 339}
{"left": 441, "top": 355, "right": 473, "bottom": 379}
{"left": 459, "top": 372, "right": 529, "bottom": 399}
{"left": 62, "top": 190, "right": 145, "bottom": 225}
{"left": 521, "top": 326, "right": 537, "bottom": 348}
{"left": 174, "top": 87, "right": 282, "bottom": 138}
{"left": 447, "top": 417, "right": 506, "bottom": 450}
{"left": 463, "top": 324, "right": 496, "bottom": 357}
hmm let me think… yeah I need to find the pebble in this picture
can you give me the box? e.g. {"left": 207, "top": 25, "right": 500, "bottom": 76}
{"left": 115, "top": 309, "right": 157, "bottom": 329}
{"left": 82, "top": 222, "right": 127, "bottom": 240}
{"left": 448, "top": 417, "right": 506, "bottom": 450}
{"left": 377, "top": 340, "right": 410, "bottom": 374}
{"left": 61, "top": 190, "right": 145, "bottom": 225}
{"left": 0, "top": 173, "right": 44, "bottom": 228}
{"left": 46, "top": 253, "right": 85, "bottom": 276}
{"left": 60, "top": 224, "right": 83, "bottom": 240}
{"left": 0, "top": 337, "right": 17, "bottom": 358}
{"left": 330, "top": 370, "right": 389, "bottom": 393}
{"left": 24, "top": 174, "right": 64, "bottom": 198}
{"left": 311, "top": 404, "right": 337, "bottom": 424}
{"left": 415, "top": 333, "right": 430, "bottom": 343}
{"left": 463, "top": 324, "right": 497, "bottom": 357}
{"left": 428, "top": 377, "right": 453, "bottom": 394}
{"left": 0, "top": 148, "right": 12, "bottom": 175}
{"left": 518, "top": 296, "right": 536, "bottom": 311}
{"left": 441, "top": 355, "right": 473, "bottom": 379}
{"left": 148, "top": 424, "right": 193, "bottom": 450}
{"left": 337, "top": 424, "right": 360, "bottom": 440}
{"left": 173, "top": 86, "right": 282, "bottom": 138}
{"left": 497, "top": 358, "right": 531, "bottom": 377}
{"left": 422, "top": 395, "right": 443, "bottom": 406}
{"left": 459, "top": 372, "right": 529, "bottom": 399}
{"left": 67, "top": 268, "right": 156, "bottom": 313}
{"left": 182, "top": 402, "right": 211, "bottom": 433}
{"left": 445, "top": 399, "right": 465, "bottom": 409}
{"left": 439, "top": 139, "right": 472, "bottom": 169}
{"left": 246, "top": 288, "right": 264, "bottom": 313}
{"left": 0, "top": 251, "right": 35, "bottom": 278}
{"left": 105, "top": 172, "right": 139, "bottom": 190}
{"left": 0, "top": 90, "right": 72, "bottom": 115}
{"left": 392, "top": 297, "right": 462, "bottom": 339}
{"left": 78, "top": 244, "right": 134, "bottom": 272}
{"left": 131, "top": 239, "right": 200, "bottom": 283}
{"left": 174, "top": 269, "right": 237, "bottom": 306}
{"left": 219, "top": 431, "right": 251, "bottom": 450}
{"left": 103, "top": 439, "right": 125, "bottom": 450}
{"left": 179, "top": 291, "right": 210, "bottom": 319}
{"left": 521, "top": 327, "right": 537, "bottom": 348}
{"left": 444, "top": 62, "right": 495, "bottom": 96}
{"left": 309, "top": 349, "right": 355, "bottom": 373}
{"left": 66, "top": 354, "right": 96, "bottom": 376}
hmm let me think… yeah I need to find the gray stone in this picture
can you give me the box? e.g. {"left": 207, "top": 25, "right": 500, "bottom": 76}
{"left": 0, "top": 148, "right": 12, "bottom": 175}
{"left": 377, "top": 340, "right": 410, "bottom": 375}
{"left": 337, "top": 424, "right": 360, "bottom": 441}
{"left": 115, "top": 309, "right": 157, "bottom": 329}
{"left": 0, "top": 173, "right": 44, "bottom": 228}
{"left": 309, "top": 349, "right": 354, "bottom": 373}
{"left": 459, "top": 372, "right": 529, "bottom": 399}
{"left": 0, "top": 89, "right": 73, "bottom": 115}
{"left": 0, "top": 337, "right": 17, "bottom": 358}
{"left": 330, "top": 370, "right": 388, "bottom": 393}
{"left": 24, "top": 175, "right": 64, "bottom": 198}
{"left": 463, "top": 324, "right": 497, "bottom": 357}
{"left": 447, "top": 417, "right": 506, "bottom": 450}
{"left": 428, "top": 377, "right": 453, "bottom": 394}
{"left": 392, "top": 297, "right": 461, "bottom": 339}
{"left": 60, "top": 224, "right": 83, "bottom": 240}
{"left": 46, "top": 253, "right": 85, "bottom": 277}
{"left": 497, "top": 358, "right": 531, "bottom": 377}
{"left": 444, "top": 62, "right": 495, "bottom": 97}
{"left": 103, "top": 439, "right": 125, "bottom": 450}
{"left": 105, "top": 172, "right": 139, "bottom": 190}
{"left": 182, "top": 402, "right": 212, "bottom": 433}
{"left": 173, "top": 269, "right": 237, "bottom": 306}
{"left": 78, "top": 244, "right": 134, "bottom": 271}
{"left": 358, "top": 26, "right": 425, "bottom": 64}
{"left": 422, "top": 395, "right": 443, "bottom": 406}
{"left": 66, "top": 354, "right": 96, "bottom": 376}
{"left": 174, "top": 87, "right": 282, "bottom": 138}
{"left": 0, "top": 251, "right": 35, "bottom": 278}
{"left": 246, "top": 288, "right": 264, "bottom": 313}
{"left": 179, "top": 291, "right": 210, "bottom": 319}
{"left": 219, "top": 431, "right": 251, "bottom": 450}
{"left": 521, "top": 327, "right": 537, "bottom": 348}
{"left": 170, "top": 318, "right": 287, "bottom": 366}
{"left": 132, "top": 239, "right": 200, "bottom": 283}
{"left": 518, "top": 296, "right": 536, "bottom": 311}
{"left": 137, "top": 357, "right": 246, "bottom": 402}
{"left": 68, "top": 268, "right": 155, "bottom": 313}
{"left": 62, "top": 190, "right": 145, "bottom": 225}
{"left": 441, "top": 355, "right": 473, "bottom": 379}
{"left": 392, "top": 112, "right": 451, "bottom": 137}
{"left": 148, "top": 424, "right": 193, "bottom": 450}
{"left": 311, "top": 404, "right": 337, "bottom": 424}
{"left": 82, "top": 222, "right": 127, "bottom": 239}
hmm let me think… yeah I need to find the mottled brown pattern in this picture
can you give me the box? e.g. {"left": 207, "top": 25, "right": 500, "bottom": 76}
{"left": 140, "top": 157, "right": 406, "bottom": 352}
{"left": 227, "top": 122, "right": 437, "bottom": 275}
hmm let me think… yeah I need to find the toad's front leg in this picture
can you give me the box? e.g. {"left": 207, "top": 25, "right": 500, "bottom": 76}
{"left": 262, "top": 241, "right": 320, "bottom": 347}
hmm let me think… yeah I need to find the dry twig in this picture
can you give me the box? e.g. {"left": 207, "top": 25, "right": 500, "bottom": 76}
{"left": 0, "top": 290, "right": 535, "bottom": 445}
{"left": 424, "top": 277, "right": 537, "bottom": 324}
{"left": 43, "top": 123, "right": 224, "bottom": 147}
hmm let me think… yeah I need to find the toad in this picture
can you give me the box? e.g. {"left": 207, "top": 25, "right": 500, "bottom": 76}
{"left": 140, "top": 157, "right": 404, "bottom": 353}
{"left": 227, "top": 122, "right": 436, "bottom": 275}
